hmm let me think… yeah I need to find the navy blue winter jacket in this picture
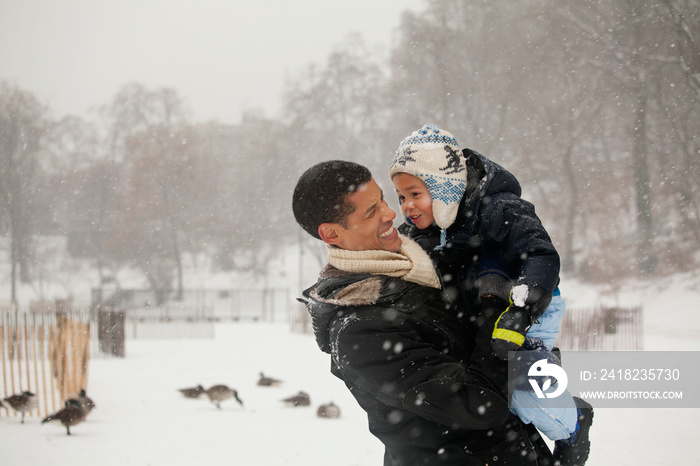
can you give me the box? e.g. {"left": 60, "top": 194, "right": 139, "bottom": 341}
{"left": 400, "top": 148, "right": 560, "bottom": 318}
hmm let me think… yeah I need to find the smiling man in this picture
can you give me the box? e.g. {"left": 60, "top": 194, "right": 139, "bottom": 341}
{"left": 293, "top": 160, "right": 550, "bottom": 466}
{"left": 318, "top": 176, "right": 402, "bottom": 253}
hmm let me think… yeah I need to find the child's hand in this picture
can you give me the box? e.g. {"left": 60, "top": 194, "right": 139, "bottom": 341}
{"left": 512, "top": 337, "right": 560, "bottom": 390}
{"left": 491, "top": 290, "right": 534, "bottom": 360}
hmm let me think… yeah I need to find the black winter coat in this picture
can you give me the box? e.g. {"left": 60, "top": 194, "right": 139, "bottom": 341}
{"left": 401, "top": 149, "right": 560, "bottom": 318}
{"left": 301, "top": 265, "right": 546, "bottom": 466}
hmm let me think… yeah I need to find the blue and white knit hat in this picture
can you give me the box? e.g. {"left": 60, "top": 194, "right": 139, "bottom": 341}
{"left": 389, "top": 124, "right": 467, "bottom": 229}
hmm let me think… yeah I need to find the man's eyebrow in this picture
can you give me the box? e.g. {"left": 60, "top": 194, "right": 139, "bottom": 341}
{"left": 363, "top": 191, "right": 384, "bottom": 218}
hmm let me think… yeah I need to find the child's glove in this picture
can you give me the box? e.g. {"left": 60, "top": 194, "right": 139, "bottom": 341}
{"left": 491, "top": 285, "right": 541, "bottom": 360}
{"left": 512, "top": 337, "right": 560, "bottom": 390}
{"left": 491, "top": 308, "right": 531, "bottom": 360}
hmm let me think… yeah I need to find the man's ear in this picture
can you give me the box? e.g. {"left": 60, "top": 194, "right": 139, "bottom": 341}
{"left": 318, "top": 223, "right": 343, "bottom": 246}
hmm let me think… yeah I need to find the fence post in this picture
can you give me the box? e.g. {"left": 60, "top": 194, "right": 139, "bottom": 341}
{"left": 97, "top": 307, "right": 126, "bottom": 357}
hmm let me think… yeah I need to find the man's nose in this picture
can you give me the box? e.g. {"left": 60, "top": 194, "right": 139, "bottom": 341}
{"left": 381, "top": 204, "right": 396, "bottom": 221}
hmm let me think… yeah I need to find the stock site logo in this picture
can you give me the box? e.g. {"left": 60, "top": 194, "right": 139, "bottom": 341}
{"left": 528, "top": 359, "right": 569, "bottom": 399}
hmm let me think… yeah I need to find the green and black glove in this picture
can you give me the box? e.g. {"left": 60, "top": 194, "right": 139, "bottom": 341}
{"left": 491, "top": 285, "right": 550, "bottom": 360}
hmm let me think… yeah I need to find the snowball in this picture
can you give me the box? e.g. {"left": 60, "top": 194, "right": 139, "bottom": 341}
{"left": 511, "top": 284, "right": 529, "bottom": 307}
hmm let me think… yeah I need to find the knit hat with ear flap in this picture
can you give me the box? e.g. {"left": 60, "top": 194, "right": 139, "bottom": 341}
{"left": 389, "top": 124, "right": 467, "bottom": 229}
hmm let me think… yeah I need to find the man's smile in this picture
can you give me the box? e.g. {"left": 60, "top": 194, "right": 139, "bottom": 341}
{"left": 379, "top": 226, "right": 396, "bottom": 238}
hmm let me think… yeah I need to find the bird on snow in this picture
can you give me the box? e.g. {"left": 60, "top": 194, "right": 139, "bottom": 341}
{"left": 281, "top": 391, "right": 311, "bottom": 407}
{"left": 41, "top": 399, "right": 87, "bottom": 435}
{"left": 204, "top": 385, "right": 244, "bottom": 409}
{"left": 3, "top": 391, "right": 38, "bottom": 423}
{"left": 70, "top": 389, "right": 96, "bottom": 416}
{"left": 257, "top": 372, "right": 283, "bottom": 387}
{"left": 317, "top": 401, "right": 341, "bottom": 419}
{"left": 179, "top": 384, "right": 205, "bottom": 399}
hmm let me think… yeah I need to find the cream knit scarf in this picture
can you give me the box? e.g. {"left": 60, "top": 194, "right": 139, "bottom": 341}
{"left": 326, "top": 235, "right": 441, "bottom": 289}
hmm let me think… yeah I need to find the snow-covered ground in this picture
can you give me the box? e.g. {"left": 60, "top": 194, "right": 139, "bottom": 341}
{"left": 2, "top": 246, "right": 700, "bottom": 464}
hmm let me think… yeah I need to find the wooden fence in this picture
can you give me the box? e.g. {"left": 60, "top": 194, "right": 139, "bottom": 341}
{"left": 93, "top": 287, "right": 292, "bottom": 322}
{"left": 0, "top": 304, "right": 90, "bottom": 421}
{"left": 557, "top": 306, "right": 643, "bottom": 350}
{"left": 288, "top": 301, "right": 645, "bottom": 350}
{"left": 124, "top": 305, "right": 214, "bottom": 340}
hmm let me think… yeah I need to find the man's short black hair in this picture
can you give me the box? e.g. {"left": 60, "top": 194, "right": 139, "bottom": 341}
{"left": 292, "top": 160, "right": 372, "bottom": 240}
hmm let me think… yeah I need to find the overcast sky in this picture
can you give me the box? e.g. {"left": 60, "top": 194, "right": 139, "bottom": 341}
{"left": 0, "top": 0, "right": 424, "bottom": 124}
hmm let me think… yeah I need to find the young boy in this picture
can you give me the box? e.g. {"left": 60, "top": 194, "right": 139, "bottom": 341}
{"left": 390, "top": 124, "right": 593, "bottom": 464}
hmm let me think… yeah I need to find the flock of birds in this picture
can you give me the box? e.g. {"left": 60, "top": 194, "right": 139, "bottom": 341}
{"left": 1, "top": 371, "right": 341, "bottom": 436}
{"left": 178, "top": 371, "right": 341, "bottom": 419}
{"left": 2, "top": 388, "right": 95, "bottom": 435}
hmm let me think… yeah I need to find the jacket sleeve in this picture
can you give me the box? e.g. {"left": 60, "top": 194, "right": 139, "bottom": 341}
{"left": 330, "top": 316, "right": 510, "bottom": 430}
{"left": 479, "top": 193, "right": 560, "bottom": 297}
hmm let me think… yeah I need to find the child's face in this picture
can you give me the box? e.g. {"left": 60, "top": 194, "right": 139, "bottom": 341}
{"left": 392, "top": 173, "right": 435, "bottom": 229}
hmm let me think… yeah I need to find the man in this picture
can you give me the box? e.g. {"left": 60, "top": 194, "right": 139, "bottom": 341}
{"left": 293, "top": 160, "right": 552, "bottom": 465}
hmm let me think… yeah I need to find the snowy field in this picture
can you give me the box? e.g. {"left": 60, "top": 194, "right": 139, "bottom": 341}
{"left": 2, "top": 271, "right": 700, "bottom": 465}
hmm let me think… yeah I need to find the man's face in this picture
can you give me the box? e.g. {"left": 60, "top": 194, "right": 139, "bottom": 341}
{"left": 335, "top": 178, "right": 402, "bottom": 253}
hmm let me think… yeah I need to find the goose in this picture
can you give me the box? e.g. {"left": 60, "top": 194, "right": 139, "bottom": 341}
{"left": 71, "top": 389, "right": 96, "bottom": 416}
{"left": 41, "top": 399, "right": 87, "bottom": 435}
{"left": 178, "top": 384, "right": 205, "bottom": 398}
{"left": 3, "top": 391, "right": 37, "bottom": 423}
{"left": 205, "top": 385, "right": 244, "bottom": 409}
{"left": 317, "top": 401, "right": 341, "bottom": 418}
{"left": 257, "top": 372, "right": 283, "bottom": 387}
{"left": 281, "top": 391, "right": 311, "bottom": 407}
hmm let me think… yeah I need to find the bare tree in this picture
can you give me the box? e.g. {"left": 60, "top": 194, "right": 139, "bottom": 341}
{"left": 0, "top": 81, "right": 47, "bottom": 303}
{"left": 554, "top": 1, "right": 700, "bottom": 275}
{"left": 110, "top": 126, "right": 197, "bottom": 302}
{"left": 100, "top": 84, "right": 195, "bottom": 302}
{"left": 281, "top": 34, "right": 392, "bottom": 175}
{"left": 659, "top": 0, "right": 700, "bottom": 98}
{"left": 197, "top": 115, "right": 292, "bottom": 278}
